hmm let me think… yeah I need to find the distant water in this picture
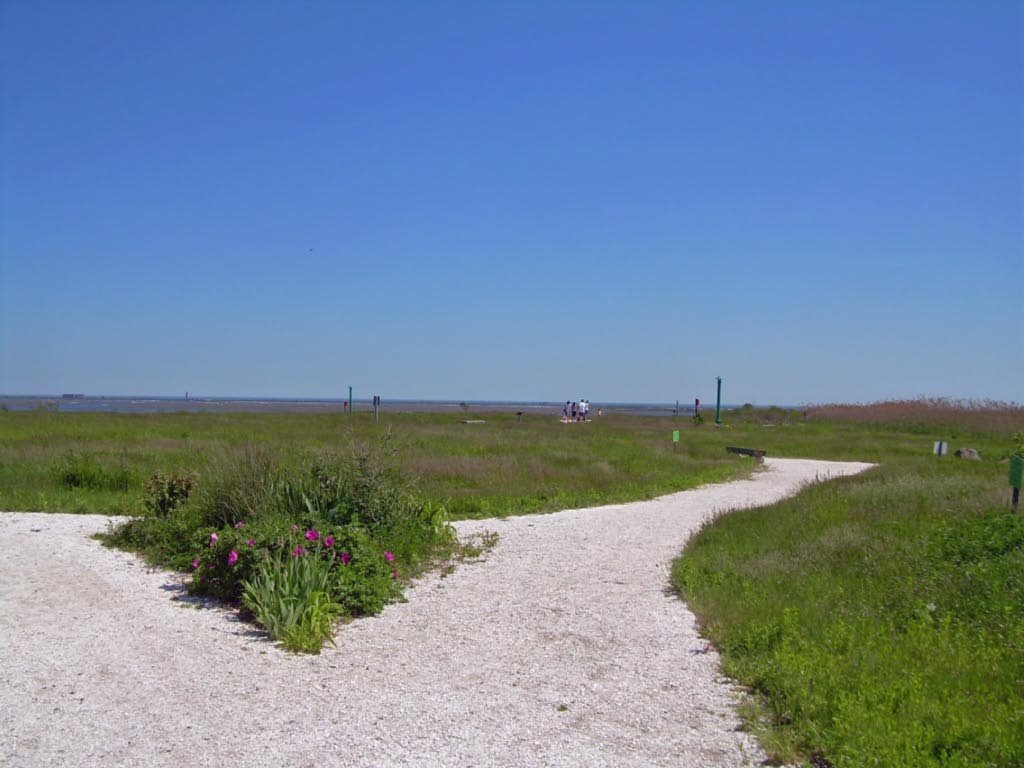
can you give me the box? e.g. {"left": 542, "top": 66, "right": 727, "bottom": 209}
{"left": 0, "top": 395, "right": 782, "bottom": 416}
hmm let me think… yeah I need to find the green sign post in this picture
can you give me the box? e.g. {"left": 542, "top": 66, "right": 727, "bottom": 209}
{"left": 715, "top": 377, "right": 723, "bottom": 426}
{"left": 672, "top": 429, "right": 680, "bottom": 449}
{"left": 1010, "top": 455, "right": 1022, "bottom": 513}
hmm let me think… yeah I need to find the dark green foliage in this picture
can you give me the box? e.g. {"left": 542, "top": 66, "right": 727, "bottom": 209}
{"left": 326, "top": 525, "right": 401, "bottom": 615}
{"left": 142, "top": 471, "right": 194, "bottom": 518}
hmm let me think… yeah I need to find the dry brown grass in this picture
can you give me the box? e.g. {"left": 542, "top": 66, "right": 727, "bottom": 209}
{"left": 806, "top": 398, "right": 1024, "bottom": 434}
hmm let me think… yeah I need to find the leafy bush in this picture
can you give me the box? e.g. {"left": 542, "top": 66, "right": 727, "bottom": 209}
{"left": 327, "top": 525, "right": 401, "bottom": 615}
{"left": 142, "top": 471, "right": 194, "bottom": 518}
{"left": 104, "top": 442, "right": 457, "bottom": 652}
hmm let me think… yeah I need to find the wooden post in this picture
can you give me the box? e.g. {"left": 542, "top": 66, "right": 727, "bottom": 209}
{"left": 1010, "top": 455, "right": 1023, "bottom": 513}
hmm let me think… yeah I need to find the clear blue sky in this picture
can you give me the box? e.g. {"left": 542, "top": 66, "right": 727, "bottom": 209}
{"left": 2, "top": 1, "right": 1021, "bottom": 405}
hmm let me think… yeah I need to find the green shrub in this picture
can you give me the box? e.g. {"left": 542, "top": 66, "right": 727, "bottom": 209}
{"left": 328, "top": 525, "right": 401, "bottom": 616}
{"left": 100, "top": 505, "right": 204, "bottom": 571}
{"left": 142, "top": 471, "right": 194, "bottom": 518}
{"left": 190, "top": 525, "right": 264, "bottom": 601}
{"left": 102, "top": 439, "right": 460, "bottom": 652}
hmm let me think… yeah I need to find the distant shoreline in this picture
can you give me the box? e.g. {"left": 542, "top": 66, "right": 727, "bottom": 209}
{"left": 0, "top": 395, "right": 792, "bottom": 416}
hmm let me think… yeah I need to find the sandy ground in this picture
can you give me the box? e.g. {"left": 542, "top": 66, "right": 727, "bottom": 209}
{"left": 0, "top": 457, "right": 873, "bottom": 768}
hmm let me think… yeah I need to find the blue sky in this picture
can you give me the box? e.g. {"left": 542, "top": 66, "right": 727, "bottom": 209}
{"left": 1, "top": 1, "right": 1021, "bottom": 405}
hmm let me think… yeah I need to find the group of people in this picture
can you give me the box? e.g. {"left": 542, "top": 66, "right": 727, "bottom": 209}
{"left": 562, "top": 399, "right": 591, "bottom": 423}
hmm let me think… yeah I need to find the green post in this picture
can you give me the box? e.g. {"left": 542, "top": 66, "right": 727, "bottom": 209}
{"left": 715, "top": 376, "right": 723, "bottom": 426}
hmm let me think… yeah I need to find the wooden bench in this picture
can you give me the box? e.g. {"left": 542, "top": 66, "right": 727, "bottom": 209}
{"left": 726, "top": 446, "right": 766, "bottom": 463}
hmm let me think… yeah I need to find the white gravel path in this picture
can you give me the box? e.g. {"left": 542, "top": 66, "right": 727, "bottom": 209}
{"left": 1, "top": 457, "right": 872, "bottom": 768}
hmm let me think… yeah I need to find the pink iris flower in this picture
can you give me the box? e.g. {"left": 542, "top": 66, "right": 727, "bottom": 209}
{"left": 340, "top": 552, "right": 351, "bottom": 565}
{"left": 323, "top": 536, "right": 335, "bottom": 548}
{"left": 305, "top": 529, "right": 319, "bottom": 542}
{"left": 291, "top": 545, "right": 306, "bottom": 557}
{"left": 227, "top": 550, "right": 239, "bottom": 567}
{"left": 209, "top": 532, "right": 218, "bottom": 545}
{"left": 235, "top": 521, "right": 245, "bottom": 529}
{"left": 191, "top": 558, "right": 201, "bottom": 570}
{"left": 383, "top": 551, "right": 395, "bottom": 563}
{"left": 246, "top": 538, "right": 256, "bottom": 547}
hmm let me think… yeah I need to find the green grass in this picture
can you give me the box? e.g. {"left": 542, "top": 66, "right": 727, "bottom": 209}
{"left": 0, "top": 409, "right": 762, "bottom": 517}
{"left": 672, "top": 402, "right": 1024, "bottom": 767}
{"left": 3, "top": 404, "right": 1015, "bottom": 517}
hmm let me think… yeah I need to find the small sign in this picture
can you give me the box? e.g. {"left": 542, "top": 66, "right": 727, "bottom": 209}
{"left": 672, "top": 430, "right": 680, "bottom": 443}
{"left": 934, "top": 441, "right": 948, "bottom": 456}
{"left": 1010, "top": 455, "right": 1023, "bottom": 490}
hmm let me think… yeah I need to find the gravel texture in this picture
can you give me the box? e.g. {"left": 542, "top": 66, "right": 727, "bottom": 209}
{"left": 1, "top": 457, "right": 873, "bottom": 767}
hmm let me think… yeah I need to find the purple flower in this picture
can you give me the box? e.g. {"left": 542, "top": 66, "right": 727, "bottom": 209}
{"left": 191, "top": 558, "right": 200, "bottom": 570}
{"left": 340, "top": 552, "right": 351, "bottom": 565}
{"left": 383, "top": 551, "right": 395, "bottom": 563}
{"left": 305, "top": 529, "right": 319, "bottom": 542}
{"left": 291, "top": 545, "right": 306, "bottom": 557}
{"left": 227, "top": 550, "right": 239, "bottom": 567}
{"left": 209, "top": 532, "right": 218, "bottom": 545}
{"left": 235, "top": 521, "right": 245, "bottom": 529}
{"left": 323, "top": 536, "right": 335, "bottom": 548}
{"left": 246, "top": 538, "right": 256, "bottom": 547}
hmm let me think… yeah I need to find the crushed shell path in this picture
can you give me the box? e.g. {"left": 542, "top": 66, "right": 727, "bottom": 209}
{"left": 0, "top": 457, "right": 873, "bottom": 768}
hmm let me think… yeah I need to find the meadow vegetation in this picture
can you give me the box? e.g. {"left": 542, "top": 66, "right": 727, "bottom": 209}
{"left": 0, "top": 409, "right": 754, "bottom": 517}
{"left": 675, "top": 399, "right": 1024, "bottom": 767}
{"left": 1, "top": 399, "right": 1022, "bottom": 759}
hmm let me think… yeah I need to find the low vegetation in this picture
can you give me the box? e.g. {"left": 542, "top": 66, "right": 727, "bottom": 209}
{"left": 100, "top": 439, "right": 455, "bottom": 652}
{"left": 674, "top": 400, "right": 1024, "bottom": 767}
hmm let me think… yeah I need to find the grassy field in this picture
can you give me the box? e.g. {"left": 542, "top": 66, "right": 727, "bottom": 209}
{"left": 2, "top": 400, "right": 1022, "bottom": 764}
{"left": 0, "top": 408, "right": 762, "bottom": 517}
{"left": 675, "top": 402, "right": 1024, "bottom": 768}
{"left": 2, "top": 401, "right": 1016, "bottom": 517}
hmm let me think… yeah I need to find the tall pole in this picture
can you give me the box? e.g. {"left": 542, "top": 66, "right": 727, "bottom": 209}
{"left": 349, "top": 386, "right": 353, "bottom": 414}
{"left": 715, "top": 376, "right": 723, "bottom": 426}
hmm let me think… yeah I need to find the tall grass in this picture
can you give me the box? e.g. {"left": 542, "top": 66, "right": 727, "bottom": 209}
{"left": 807, "top": 398, "right": 1024, "bottom": 435}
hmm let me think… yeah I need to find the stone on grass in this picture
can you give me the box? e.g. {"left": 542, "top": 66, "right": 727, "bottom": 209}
{"left": 954, "top": 447, "right": 981, "bottom": 460}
